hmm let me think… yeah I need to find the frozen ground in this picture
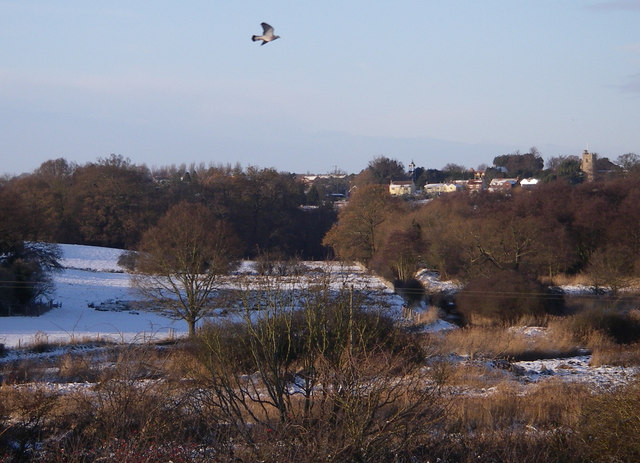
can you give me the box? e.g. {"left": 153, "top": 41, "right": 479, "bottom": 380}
{"left": 1, "top": 247, "right": 638, "bottom": 391}
{"left": 512, "top": 355, "right": 638, "bottom": 390}
{"left": 1, "top": 245, "right": 185, "bottom": 348}
{"left": 414, "top": 268, "right": 640, "bottom": 390}
{"left": 0, "top": 244, "right": 404, "bottom": 349}
{"left": 415, "top": 269, "right": 462, "bottom": 294}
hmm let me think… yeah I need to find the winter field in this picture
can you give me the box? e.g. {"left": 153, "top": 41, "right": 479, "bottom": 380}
{"left": 2, "top": 245, "right": 640, "bottom": 462}
{"left": 0, "top": 244, "right": 405, "bottom": 349}
{"left": 1, "top": 244, "right": 184, "bottom": 348}
{"left": 1, "top": 244, "right": 638, "bottom": 391}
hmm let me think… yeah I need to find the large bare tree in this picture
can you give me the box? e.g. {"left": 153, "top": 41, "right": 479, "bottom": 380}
{"left": 133, "top": 202, "right": 240, "bottom": 336}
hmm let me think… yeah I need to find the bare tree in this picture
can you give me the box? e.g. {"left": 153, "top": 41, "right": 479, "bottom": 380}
{"left": 616, "top": 152, "right": 640, "bottom": 172}
{"left": 586, "top": 245, "right": 634, "bottom": 296}
{"left": 133, "top": 202, "right": 240, "bottom": 336}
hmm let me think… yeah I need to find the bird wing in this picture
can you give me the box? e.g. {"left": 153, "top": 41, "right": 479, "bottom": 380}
{"left": 261, "top": 22, "right": 274, "bottom": 36}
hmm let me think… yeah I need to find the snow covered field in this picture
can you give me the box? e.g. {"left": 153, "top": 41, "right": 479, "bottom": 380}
{"left": 1, "top": 244, "right": 638, "bottom": 391}
{"left": 0, "top": 244, "right": 404, "bottom": 348}
{"left": 1, "top": 244, "right": 187, "bottom": 347}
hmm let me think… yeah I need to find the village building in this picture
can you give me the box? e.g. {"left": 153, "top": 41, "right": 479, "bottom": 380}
{"left": 423, "top": 183, "right": 462, "bottom": 196}
{"left": 488, "top": 178, "right": 519, "bottom": 193}
{"left": 389, "top": 180, "right": 416, "bottom": 196}
{"left": 520, "top": 178, "right": 539, "bottom": 190}
{"left": 465, "top": 179, "right": 485, "bottom": 192}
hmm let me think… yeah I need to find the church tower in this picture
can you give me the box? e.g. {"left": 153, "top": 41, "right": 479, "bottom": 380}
{"left": 581, "top": 149, "right": 596, "bottom": 182}
{"left": 408, "top": 160, "right": 416, "bottom": 182}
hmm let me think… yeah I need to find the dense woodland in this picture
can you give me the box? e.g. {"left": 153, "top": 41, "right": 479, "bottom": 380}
{"left": 0, "top": 155, "right": 337, "bottom": 315}
{"left": 0, "top": 155, "right": 336, "bottom": 257}
{"left": 327, "top": 174, "right": 640, "bottom": 280}
{"left": 326, "top": 152, "right": 639, "bottom": 276}
{"left": 333, "top": 155, "right": 640, "bottom": 326}
{"left": 2, "top": 151, "right": 640, "bottom": 318}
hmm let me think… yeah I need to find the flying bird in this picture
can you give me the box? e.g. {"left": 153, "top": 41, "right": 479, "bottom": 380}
{"left": 252, "top": 22, "right": 280, "bottom": 45}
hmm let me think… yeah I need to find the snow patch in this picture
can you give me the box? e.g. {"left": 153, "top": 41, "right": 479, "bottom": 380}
{"left": 422, "top": 319, "right": 458, "bottom": 333}
{"left": 414, "top": 269, "right": 461, "bottom": 293}
{"left": 58, "top": 243, "right": 126, "bottom": 272}
{"left": 513, "top": 355, "right": 639, "bottom": 390}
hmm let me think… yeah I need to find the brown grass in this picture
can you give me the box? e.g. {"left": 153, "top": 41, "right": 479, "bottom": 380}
{"left": 443, "top": 379, "right": 590, "bottom": 433}
{"left": 547, "top": 273, "right": 593, "bottom": 287}
{"left": 0, "top": 326, "right": 637, "bottom": 463}
{"left": 1, "top": 358, "right": 50, "bottom": 384}
{"left": 57, "top": 353, "right": 101, "bottom": 382}
{"left": 435, "top": 360, "right": 509, "bottom": 389}
{"left": 573, "top": 377, "right": 640, "bottom": 462}
{"left": 589, "top": 343, "right": 640, "bottom": 367}
{"left": 437, "top": 324, "right": 581, "bottom": 361}
{"left": 548, "top": 312, "right": 640, "bottom": 366}
{"left": 544, "top": 273, "right": 640, "bottom": 293}
{"left": 438, "top": 315, "right": 639, "bottom": 368}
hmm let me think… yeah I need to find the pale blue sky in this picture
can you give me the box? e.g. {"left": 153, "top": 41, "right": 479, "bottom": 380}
{"left": 1, "top": 1, "right": 639, "bottom": 175}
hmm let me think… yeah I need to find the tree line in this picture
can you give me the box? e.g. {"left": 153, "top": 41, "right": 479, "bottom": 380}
{"left": 327, "top": 150, "right": 640, "bottom": 281}
{"left": 0, "top": 155, "right": 336, "bottom": 257}
{"left": 2, "top": 150, "right": 639, "bottom": 317}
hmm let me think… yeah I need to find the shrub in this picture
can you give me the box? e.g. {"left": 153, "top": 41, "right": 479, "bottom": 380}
{"left": 0, "top": 386, "right": 59, "bottom": 461}
{"left": 0, "top": 242, "right": 61, "bottom": 316}
{"left": 565, "top": 308, "right": 640, "bottom": 345}
{"left": 456, "top": 270, "right": 563, "bottom": 325}
{"left": 194, "top": 284, "right": 439, "bottom": 462}
{"left": 198, "top": 292, "right": 423, "bottom": 375}
{"left": 425, "top": 429, "right": 577, "bottom": 463}
{"left": 117, "top": 250, "right": 138, "bottom": 271}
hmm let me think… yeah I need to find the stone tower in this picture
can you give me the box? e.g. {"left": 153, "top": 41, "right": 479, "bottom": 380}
{"left": 581, "top": 149, "right": 596, "bottom": 182}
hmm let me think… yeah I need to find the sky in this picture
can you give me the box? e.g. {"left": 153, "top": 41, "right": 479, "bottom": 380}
{"left": 1, "top": 1, "right": 639, "bottom": 176}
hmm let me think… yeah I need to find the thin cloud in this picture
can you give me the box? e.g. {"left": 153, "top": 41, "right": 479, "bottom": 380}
{"left": 619, "top": 73, "right": 640, "bottom": 93}
{"left": 620, "top": 43, "right": 640, "bottom": 54}
{"left": 0, "top": 68, "right": 206, "bottom": 98}
{"left": 586, "top": 1, "right": 640, "bottom": 11}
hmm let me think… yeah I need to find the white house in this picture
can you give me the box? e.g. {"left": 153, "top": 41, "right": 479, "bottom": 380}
{"left": 423, "top": 183, "right": 462, "bottom": 195}
{"left": 389, "top": 180, "right": 416, "bottom": 196}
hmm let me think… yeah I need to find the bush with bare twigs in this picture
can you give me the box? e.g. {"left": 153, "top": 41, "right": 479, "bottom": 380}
{"left": 456, "top": 270, "right": 564, "bottom": 325}
{"left": 561, "top": 307, "right": 640, "bottom": 345}
{"left": 193, "top": 281, "right": 443, "bottom": 462}
{"left": 0, "top": 386, "right": 59, "bottom": 461}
